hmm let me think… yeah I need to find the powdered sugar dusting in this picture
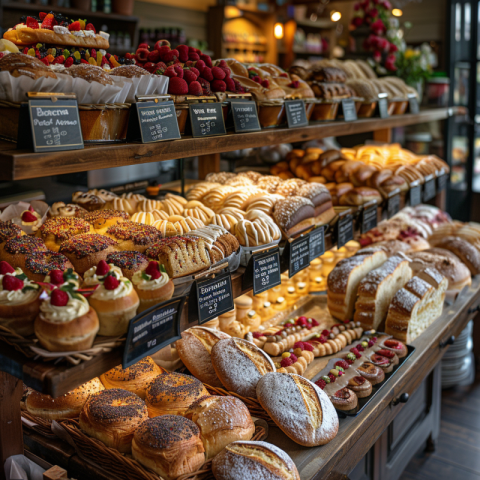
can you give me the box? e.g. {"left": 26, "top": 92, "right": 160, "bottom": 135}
{"left": 327, "top": 255, "right": 370, "bottom": 293}
{"left": 359, "top": 256, "right": 408, "bottom": 296}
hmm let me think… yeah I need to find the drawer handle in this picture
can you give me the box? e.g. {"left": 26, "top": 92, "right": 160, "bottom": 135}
{"left": 392, "top": 393, "right": 409, "bottom": 406}
{"left": 440, "top": 335, "right": 455, "bottom": 348}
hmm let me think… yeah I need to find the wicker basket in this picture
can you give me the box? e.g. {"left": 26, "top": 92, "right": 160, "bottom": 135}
{"left": 21, "top": 411, "right": 57, "bottom": 437}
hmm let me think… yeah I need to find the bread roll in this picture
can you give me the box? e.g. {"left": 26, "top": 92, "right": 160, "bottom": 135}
{"left": 185, "top": 395, "right": 255, "bottom": 459}
{"left": 100, "top": 356, "right": 165, "bottom": 399}
{"left": 176, "top": 327, "right": 230, "bottom": 387}
{"left": 211, "top": 338, "right": 275, "bottom": 398}
{"left": 339, "top": 187, "right": 382, "bottom": 206}
{"left": 430, "top": 236, "right": 480, "bottom": 275}
{"left": 132, "top": 415, "right": 205, "bottom": 480}
{"left": 212, "top": 441, "right": 300, "bottom": 480}
{"left": 256, "top": 372, "right": 338, "bottom": 447}
{"left": 273, "top": 196, "right": 315, "bottom": 237}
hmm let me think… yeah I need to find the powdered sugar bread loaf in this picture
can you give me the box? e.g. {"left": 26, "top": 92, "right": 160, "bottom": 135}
{"left": 211, "top": 338, "right": 275, "bottom": 399}
{"left": 385, "top": 274, "right": 447, "bottom": 342}
{"left": 273, "top": 196, "right": 315, "bottom": 238}
{"left": 212, "top": 440, "right": 300, "bottom": 480}
{"left": 176, "top": 327, "right": 230, "bottom": 387}
{"left": 256, "top": 372, "right": 338, "bottom": 447}
{"left": 327, "top": 251, "right": 387, "bottom": 322}
{"left": 354, "top": 255, "right": 412, "bottom": 330}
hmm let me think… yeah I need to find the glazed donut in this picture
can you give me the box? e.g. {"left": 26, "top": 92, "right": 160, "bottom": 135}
{"left": 160, "top": 198, "right": 185, "bottom": 216}
{"left": 106, "top": 251, "right": 149, "bottom": 280}
{"left": 145, "top": 372, "right": 209, "bottom": 417}
{"left": 37, "top": 217, "right": 94, "bottom": 252}
{"left": 209, "top": 213, "right": 238, "bottom": 232}
{"left": 100, "top": 356, "right": 166, "bottom": 399}
{"left": 232, "top": 219, "right": 273, "bottom": 247}
{"left": 216, "top": 207, "right": 245, "bottom": 221}
{"left": 183, "top": 206, "right": 215, "bottom": 224}
{"left": 0, "top": 236, "right": 47, "bottom": 271}
{"left": 79, "top": 388, "right": 148, "bottom": 453}
{"left": 83, "top": 210, "right": 129, "bottom": 235}
{"left": 24, "top": 251, "right": 75, "bottom": 282}
{"left": 104, "top": 221, "right": 162, "bottom": 253}
{"left": 59, "top": 234, "right": 117, "bottom": 275}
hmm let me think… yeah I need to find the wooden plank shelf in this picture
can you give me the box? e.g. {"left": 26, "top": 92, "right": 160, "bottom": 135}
{"left": 0, "top": 107, "right": 465, "bottom": 181}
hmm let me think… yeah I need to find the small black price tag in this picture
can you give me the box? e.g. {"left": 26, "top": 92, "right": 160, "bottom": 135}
{"left": 196, "top": 272, "right": 234, "bottom": 324}
{"left": 285, "top": 100, "right": 309, "bottom": 128}
{"left": 387, "top": 193, "right": 401, "bottom": 219}
{"left": 408, "top": 94, "right": 419, "bottom": 114}
{"left": 337, "top": 214, "right": 354, "bottom": 248}
{"left": 253, "top": 249, "right": 281, "bottom": 295}
{"left": 423, "top": 176, "right": 436, "bottom": 201}
{"left": 409, "top": 184, "right": 422, "bottom": 206}
{"left": 122, "top": 297, "right": 185, "bottom": 368}
{"left": 18, "top": 97, "right": 84, "bottom": 152}
{"left": 309, "top": 226, "right": 325, "bottom": 262}
{"left": 189, "top": 103, "right": 226, "bottom": 137}
{"left": 341, "top": 98, "right": 358, "bottom": 122}
{"left": 128, "top": 100, "right": 181, "bottom": 143}
{"left": 288, "top": 235, "right": 310, "bottom": 278}
{"left": 362, "top": 205, "right": 378, "bottom": 234}
{"left": 231, "top": 101, "right": 261, "bottom": 133}
{"left": 378, "top": 96, "right": 389, "bottom": 118}
{"left": 437, "top": 173, "right": 448, "bottom": 191}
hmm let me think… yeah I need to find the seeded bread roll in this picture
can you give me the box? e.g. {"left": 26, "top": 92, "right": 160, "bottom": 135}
{"left": 256, "top": 372, "right": 339, "bottom": 446}
{"left": 273, "top": 196, "right": 315, "bottom": 238}
{"left": 212, "top": 441, "right": 300, "bottom": 480}
{"left": 211, "top": 338, "right": 276, "bottom": 398}
{"left": 176, "top": 327, "right": 230, "bottom": 387}
{"left": 185, "top": 395, "right": 255, "bottom": 459}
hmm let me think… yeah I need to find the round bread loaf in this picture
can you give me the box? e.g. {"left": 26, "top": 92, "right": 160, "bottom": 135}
{"left": 430, "top": 236, "right": 480, "bottom": 275}
{"left": 256, "top": 372, "right": 339, "bottom": 447}
{"left": 176, "top": 327, "right": 230, "bottom": 387}
{"left": 185, "top": 395, "right": 255, "bottom": 459}
{"left": 211, "top": 338, "right": 276, "bottom": 399}
{"left": 212, "top": 440, "right": 300, "bottom": 480}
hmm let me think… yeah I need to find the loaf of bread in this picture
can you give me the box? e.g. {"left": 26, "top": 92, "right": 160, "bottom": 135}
{"left": 327, "top": 251, "right": 388, "bottom": 322}
{"left": 273, "top": 196, "right": 315, "bottom": 237}
{"left": 339, "top": 187, "right": 382, "bottom": 206}
{"left": 429, "top": 236, "right": 480, "bottom": 275}
{"left": 354, "top": 255, "right": 412, "bottom": 330}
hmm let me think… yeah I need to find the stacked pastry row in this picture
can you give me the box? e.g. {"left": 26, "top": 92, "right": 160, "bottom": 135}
{"left": 271, "top": 146, "right": 449, "bottom": 204}
{"left": 22, "top": 356, "right": 300, "bottom": 480}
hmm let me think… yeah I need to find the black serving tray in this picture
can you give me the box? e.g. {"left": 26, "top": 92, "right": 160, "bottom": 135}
{"left": 313, "top": 343, "right": 415, "bottom": 418}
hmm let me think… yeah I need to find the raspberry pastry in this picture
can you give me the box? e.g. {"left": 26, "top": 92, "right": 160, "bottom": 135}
{"left": 37, "top": 217, "right": 94, "bottom": 252}
{"left": 24, "top": 251, "right": 75, "bottom": 282}
{"left": 330, "top": 387, "right": 358, "bottom": 411}
{"left": 348, "top": 376, "right": 372, "bottom": 398}
{"left": 356, "top": 362, "right": 385, "bottom": 385}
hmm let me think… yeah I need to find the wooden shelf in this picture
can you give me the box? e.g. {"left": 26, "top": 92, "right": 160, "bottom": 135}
{"left": 0, "top": 107, "right": 464, "bottom": 181}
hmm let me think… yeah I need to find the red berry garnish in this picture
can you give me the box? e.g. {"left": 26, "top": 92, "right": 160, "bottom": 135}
{"left": 385, "top": 339, "right": 402, "bottom": 349}
{"left": 297, "top": 316, "right": 307, "bottom": 323}
{"left": 371, "top": 337, "right": 378, "bottom": 343}
{"left": 50, "top": 289, "right": 69, "bottom": 307}
{"left": 104, "top": 275, "right": 120, "bottom": 290}
{"left": 322, "top": 329, "right": 330, "bottom": 336}
{"left": 145, "top": 261, "right": 161, "bottom": 280}
{"left": 49, "top": 270, "right": 65, "bottom": 285}
{"left": 315, "top": 379, "right": 327, "bottom": 390}
{"left": 96, "top": 260, "right": 110, "bottom": 276}
{"left": 357, "top": 345, "right": 365, "bottom": 352}
{"left": 26, "top": 17, "right": 39, "bottom": 29}
{"left": 311, "top": 318, "right": 319, "bottom": 326}
{"left": 280, "top": 357, "right": 294, "bottom": 368}
{"left": 346, "top": 358, "right": 354, "bottom": 365}
{"left": 335, "top": 360, "right": 349, "bottom": 370}
{"left": 319, "top": 335, "right": 327, "bottom": 344}
{"left": 377, "top": 349, "right": 396, "bottom": 359}
{"left": 293, "top": 341, "right": 304, "bottom": 350}
{"left": 21, "top": 211, "right": 37, "bottom": 222}
{"left": 2, "top": 275, "right": 24, "bottom": 291}
{"left": 368, "top": 340, "right": 375, "bottom": 347}
{"left": 328, "top": 373, "right": 336, "bottom": 383}
{"left": 338, "top": 371, "right": 344, "bottom": 376}
{"left": 252, "top": 331, "right": 262, "bottom": 339}
{"left": 302, "top": 342, "right": 314, "bottom": 352}
{"left": 68, "top": 21, "right": 81, "bottom": 32}
{"left": 290, "top": 353, "right": 298, "bottom": 362}
{"left": 355, "top": 352, "right": 362, "bottom": 359}
{"left": 350, "top": 347, "right": 359, "bottom": 355}
{"left": 0, "top": 261, "right": 15, "bottom": 275}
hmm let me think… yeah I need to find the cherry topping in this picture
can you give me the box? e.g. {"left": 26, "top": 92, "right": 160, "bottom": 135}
{"left": 351, "top": 376, "right": 366, "bottom": 385}
{"left": 145, "top": 261, "right": 161, "bottom": 280}
{"left": 377, "top": 349, "right": 396, "bottom": 359}
{"left": 371, "top": 354, "right": 389, "bottom": 365}
{"left": 0, "top": 261, "right": 15, "bottom": 275}
{"left": 2, "top": 275, "right": 23, "bottom": 291}
{"left": 334, "top": 388, "right": 351, "bottom": 399}
{"left": 252, "top": 331, "right": 263, "bottom": 339}
{"left": 49, "top": 270, "right": 65, "bottom": 285}
{"left": 384, "top": 339, "right": 402, "bottom": 349}
{"left": 51, "top": 289, "right": 69, "bottom": 307}
{"left": 104, "top": 275, "right": 120, "bottom": 290}
{"left": 21, "top": 211, "right": 38, "bottom": 222}
{"left": 96, "top": 260, "right": 110, "bottom": 276}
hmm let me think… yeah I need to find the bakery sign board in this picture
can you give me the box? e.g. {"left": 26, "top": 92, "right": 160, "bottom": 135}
{"left": 231, "top": 101, "right": 261, "bottom": 133}
{"left": 194, "top": 271, "right": 234, "bottom": 324}
{"left": 252, "top": 248, "right": 282, "bottom": 295}
{"left": 18, "top": 93, "right": 84, "bottom": 152}
{"left": 123, "top": 296, "right": 185, "bottom": 368}
{"left": 288, "top": 234, "right": 311, "bottom": 277}
{"left": 189, "top": 102, "right": 227, "bottom": 137}
{"left": 285, "top": 100, "right": 309, "bottom": 128}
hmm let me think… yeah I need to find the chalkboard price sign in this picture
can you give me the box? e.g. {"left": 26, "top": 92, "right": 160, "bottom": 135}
{"left": 129, "top": 100, "right": 181, "bottom": 143}
{"left": 309, "top": 226, "right": 325, "bottom": 262}
{"left": 288, "top": 235, "right": 310, "bottom": 278}
{"left": 408, "top": 94, "right": 420, "bottom": 114}
{"left": 387, "top": 193, "right": 401, "bottom": 219}
{"left": 196, "top": 272, "right": 234, "bottom": 324}
{"left": 285, "top": 100, "right": 309, "bottom": 128}
{"left": 437, "top": 173, "right": 448, "bottom": 192}
{"left": 253, "top": 249, "right": 281, "bottom": 295}
{"left": 18, "top": 96, "right": 84, "bottom": 152}
{"left": 337, "top": 214, "right": 354, "bottom": 248}
{"left": 189, "top": 103, "right": 226, "bottom": 137}
{"left": 423, "top": 176, "right": 436, "bottom": 201}
{"left": 409, "top": 184, "right": 422, "bottom": 207}
{"left": 362, "top": 205, "right": 378, "bottom": 234}
{"left": 123, "top": 297, "right": 185, "bottom": 368}
{"left": 378, "top": 95, "right": 389, "bottom": 118}
{"left": 341, "top": 99, "right": 358, "bottom": 122}
{"left": 231, "top": 101, "right": 261, "bottom": 133}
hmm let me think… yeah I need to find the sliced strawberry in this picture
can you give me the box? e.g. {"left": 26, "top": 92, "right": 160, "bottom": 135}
{"left": 68, "top": 21, "right": 81, "bottom": 32}
{"left": 51, "top": 289, "right": 69, "bottom": 307}
{"left": 85, "top": 23, "right": 96, "bottom": 33}
{"left": 0, "top": 262, "right": 15, "bottom": 275}
{"left": 96, "top": 260, "right": 110, "bottom": 276}
{"left": 41, "top": 13, "right": 54, "bottom": 30}
{"left": 39, "top": 12, "right": 48, "bottom": 21}
{"left": 21, "top": 211, "right": 37, "bottom": 222}
{"left": 26, "top": 17, "right": 39, "bottom": 29}
{"left": 49, "top": 270, "right": 65, "bottom": 285}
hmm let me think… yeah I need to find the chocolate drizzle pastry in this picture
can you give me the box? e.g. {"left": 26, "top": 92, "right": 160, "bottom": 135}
{"left": 106, "top": 221, "right": 162, "bottom": 245}
{"left": 4, "top": 236, "right": 46, "bottom": 254}
{"left": 25, "top": 251, "right": 71, "bottom": 275}
{"left": 40, "top": 217, "right": 91, "bottom": 241}
{"left": 87, "top": 389, "right": 147, "bottom": 422}
{"left": 0, "top": 220, "right": 23, "bottom": 242}
{"left": 59, "top": 234, "right": 117, "bottom": 258}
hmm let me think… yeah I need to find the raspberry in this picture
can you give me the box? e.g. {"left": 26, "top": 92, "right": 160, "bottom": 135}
{"left": 355, "top": 352, "right": 362, "bottom": 359}
{"left": 200, "top": 54, "right": 212, "bottom": 67}
{"left": 188, "top": 52, "right": 200, "bottom": 61}
{"left": 188, "top": 81, "right": 202, "bottom": 96}
{"left": 311, "top": 318, "right": 319, "bottom": 326}
{"left": 302, "top": 342, "right": 314, "bottom": 352}
{"left": 346, "top": 358, "right": 354, "bottom": 365}
{"left": 201, "top": 67, "right": 213, "bottom": 82}
{"left": 368, "top": 340, "right": 375, "bottom": 347}
{"left": 51, "top": 288, "right": 69, "bottom": 307}
{"left": 290, "top": 353, "right": 298, "bottom": 362}
{"left": 135, "top": 48, "right": 149, "bottom": 63}
{"left": 147, "top": 50, "right": 160, "bottom": 63}
{"left": 190, "top": 67, "right": 200, "bottom": 77}
{"left": 49, "top": 270, "right": 65, "bottom": 285}
{"left": 335, "top": 360, "right": 350, "bottom": 370}
{"left": 371, "top": 337, "right": 378, "bottom": 343}
{"left": 168, "top": 77, "right": 188, "bottom": 95}
{"left": 293, "top": 342, "right": 304, "bottom": 350}
{"left": 288, "top": 80, "right": 300, "bottom": 88}
{"left": 194, "top": 60, "right": 205, "bottom": 72}
{"left": 315, "top": 379, "right": 327, "bottom": 390}
{"left": 173, "top": 65, "right": 184, "bottom": 78}
{"left": 85, "top": 23, "right": 96, "bottom": 33}
{"left": 252, "top": 75, "right": 261, "bottom": 83}
{"left": 328, "top": 373, "right": 336, "bottom": 383}
{"left": 211, "top": 66, "right": 226, "bottom": 80}
{"left": 3, "top": 275, "right": 23, "bottom": 291}
{"left": 183, "top": 69, "right": 197, "bottom": 84}
{"left": 26, "top": 17, "right": 39, "bottom": 29}
{"left": 96, "top": 260, "right": 110, "bottom": 276}
{"left": 319, "top": 335, "right": 327, "bottom": 344}
{"left": 280, "top": 357, "right": 294, "bottom": 368}
{"left": 322, "top": 330, "right": 330, "bottom": 336}
{"left": 145, "top": 261, "right": 161, "bottom": 280}
{"left": 177, "top": 45, "right": 189, "bottom": 63}
{"left": 64, "top": 57, "right": 73, "bottom": 68}
{"left": 154, "top": 40, "right": 170, "bottom": 50}
{"left": 164, "top": 66, "right": 177, "bottom": 78}
{"left": 0, "top": 262, "right": 14, "bottom": 275}
{"left": 350, "top": 347, "right": 359, "bottom": 355}
{"left": 357, "top": 345, "right": 365, "bottom": 352}
{"left": 163, "top": 49, "right": 179, "bottom": 63}
{"left": 21, "top": 211, "right": 37, "bottom": 222}
{"left": 261, "top": 79, "right": 270, "bottom": 88}
{"left": 68, "top": 21, "right": 81, "bottom": 32}
{"left": 296, "top": 318, "right": 308, "bottom": 326}
{"left": 252, "top": 331, "right": 262, "bottom": 339}
{"left": 104, "top": 275, "right": 120, "bottom": 290}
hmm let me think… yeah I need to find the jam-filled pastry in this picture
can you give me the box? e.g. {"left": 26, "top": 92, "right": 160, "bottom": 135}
{"left": 356, "top": 362, "right": 385, "bottom": 385}
{"left": 330, "top": 387, "right": 358, "bottom": 411}
{"left": 348, "top": 376, "right": 372, "bottom": 398}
